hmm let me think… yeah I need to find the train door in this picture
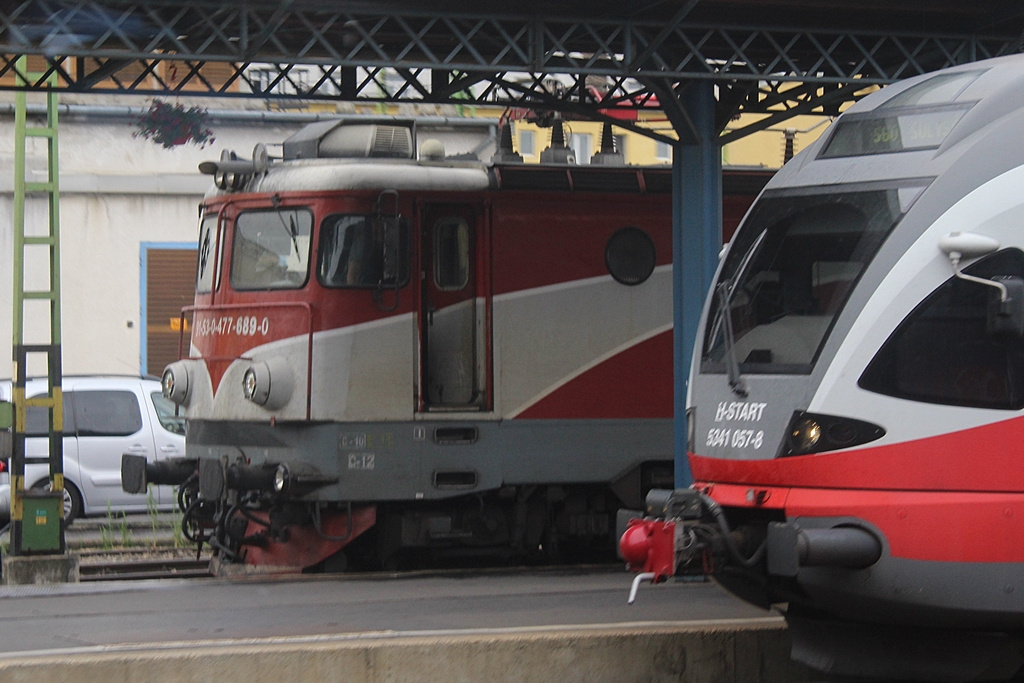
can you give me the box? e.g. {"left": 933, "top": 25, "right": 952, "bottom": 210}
{"left": 420, "top": 204, "right": 490, "bottom": 410}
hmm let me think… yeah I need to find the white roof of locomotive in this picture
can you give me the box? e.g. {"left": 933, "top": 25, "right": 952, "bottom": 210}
{"left": 222, "top": 156, "right": 493, "bottom": 198}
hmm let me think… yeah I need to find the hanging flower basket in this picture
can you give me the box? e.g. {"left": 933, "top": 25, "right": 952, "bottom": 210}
{"left": 134, "top": 99, "right": 215, "bottom": 149}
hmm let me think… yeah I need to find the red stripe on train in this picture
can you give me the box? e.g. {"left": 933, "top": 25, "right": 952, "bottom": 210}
{"left": 701, "top": 481, "right": 1024, "bottom": 563}
{"left": 515, "top": 330, "right": 673, "bottom": 419}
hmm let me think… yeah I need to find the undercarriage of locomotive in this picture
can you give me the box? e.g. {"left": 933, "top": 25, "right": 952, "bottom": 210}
{"left": 123, "top": 452, "right": 629, "bottom": 572}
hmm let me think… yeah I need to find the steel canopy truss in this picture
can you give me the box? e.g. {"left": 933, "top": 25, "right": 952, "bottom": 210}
{"left": 0, "top": 1, "right": 1021, "bottom": 137}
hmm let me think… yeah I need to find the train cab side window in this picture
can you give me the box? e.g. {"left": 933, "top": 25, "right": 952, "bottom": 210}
{"left": 860, "top": 249, "right": 1024, "bottom": 410}
{"left": 196, "top": 214, "right": 221, "bottom": 293}
{"left": 319, "top": 214, "right": 410, "bottom": 288}
{"left": 230, "top": 209, "right": 313, "bottom": 291}
{"left": 434, "top": 217, "right": 470, "bottom": 290}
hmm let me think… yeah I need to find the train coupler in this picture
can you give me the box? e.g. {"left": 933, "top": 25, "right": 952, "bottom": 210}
{"left": 619, "top": 488, "right": 749, "bottom": 603}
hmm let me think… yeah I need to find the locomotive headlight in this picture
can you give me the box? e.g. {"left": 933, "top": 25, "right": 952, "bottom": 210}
{"left": 242, "top": 368, "right": 259, "bottom": 402}
{"left": 162, "top": 361, "right": 193, "bottom": 406}
{"left": 782, "top": 411, "right": 886, "bottom": 457}
{"left": 241, "top": 357, "right": 294, "bottom": 410}
{"left": 274, "top": 463, "right": 290, "bottom": 493}
{"left": 789, "top": 418, "right": 821, "bottom": 453}
{"left": 242, "top": 363, "right": 270, "bottom": 404}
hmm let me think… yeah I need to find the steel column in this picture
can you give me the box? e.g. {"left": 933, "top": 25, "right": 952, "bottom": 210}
{"left": 673, "top": 81, "right": 721, "bottom": 487}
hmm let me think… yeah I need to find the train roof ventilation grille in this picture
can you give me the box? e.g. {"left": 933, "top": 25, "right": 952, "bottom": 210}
{"left": 369, "top": 125, "right": 413, "bottom": 158}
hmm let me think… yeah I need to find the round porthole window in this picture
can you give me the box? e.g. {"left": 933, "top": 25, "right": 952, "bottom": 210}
{"left": 605, "top": 227, "right": 656, "bottom": 285}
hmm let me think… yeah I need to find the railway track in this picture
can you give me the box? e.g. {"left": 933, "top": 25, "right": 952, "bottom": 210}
{"left": 74, "top": 548, "right": 622, "bottom": 582}
{"left": 79, "top": 556, "right": 212, "bottom": 581}
{"left": 11, "top": 515, "right": 618, "bottom": 581}
{"left": 76, "top": 547, "right": 213, "bottom": 581}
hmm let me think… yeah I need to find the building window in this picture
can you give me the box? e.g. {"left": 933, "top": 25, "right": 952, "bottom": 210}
{"left": 655, "top": 141, "right": 673, "bottom": 162}
{"left": 248, "top": 67, "right": 310, "bottom": 96}
{"left": 571, "top": 132, "right": 592, "bottom": 164}
{"left": 519, "top": 130, "right": 536, "bottom": 156}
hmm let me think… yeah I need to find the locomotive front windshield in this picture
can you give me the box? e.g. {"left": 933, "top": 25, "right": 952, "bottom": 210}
{"left": 230, "top": 209, "right": 313, "bottom": 290}
{"left": 703, "top": 185, "right": 913, "bottom": 374}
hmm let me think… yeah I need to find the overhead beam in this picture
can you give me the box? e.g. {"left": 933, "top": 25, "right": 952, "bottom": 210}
{"left": 0, "top": 3, "right": 1017, "bottom": 88}
{"left": 0, "top": 1, "right": 1019, "bottom": 141}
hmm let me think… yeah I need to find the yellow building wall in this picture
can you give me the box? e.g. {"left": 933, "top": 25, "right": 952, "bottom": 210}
{"left": 509, "top": 113, "right": 832, "bottom": 169}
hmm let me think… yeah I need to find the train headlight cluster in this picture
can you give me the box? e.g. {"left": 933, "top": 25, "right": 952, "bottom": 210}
{"left": 783, "top": 411, "right": 885, "bottom": 456}
{"left": 162, "top": 361, "right": 193, "bottom": 406}
{"left": 790, "top": 418, "right": 821, "bottom": 452}
{"left": 241, "top": 357, "right": 294, "bottom": 410}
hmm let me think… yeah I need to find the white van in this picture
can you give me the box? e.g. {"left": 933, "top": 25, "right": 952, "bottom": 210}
{"left": 0, "top": 376, "right": 185, "bottom": 521}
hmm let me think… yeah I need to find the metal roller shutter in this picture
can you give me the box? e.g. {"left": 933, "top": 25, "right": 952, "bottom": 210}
{"left": 146, "top": 248, "right": 197, "bottom": 377}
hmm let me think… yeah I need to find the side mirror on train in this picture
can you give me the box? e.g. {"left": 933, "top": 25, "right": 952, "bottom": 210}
{"left": 987, "top": 276, "right": 1024, "bottom": 339}
{"left": 937, "top": 232, "right": 1024, "bottom": 338}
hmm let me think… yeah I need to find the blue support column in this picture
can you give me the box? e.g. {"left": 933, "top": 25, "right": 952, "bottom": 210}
{"left": 673, "top": 82, "right": 722, "bottom": 487}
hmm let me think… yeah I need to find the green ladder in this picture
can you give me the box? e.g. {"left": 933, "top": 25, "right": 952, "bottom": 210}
{"left": 9, "top": 56, "right": 66, "bottom": 556}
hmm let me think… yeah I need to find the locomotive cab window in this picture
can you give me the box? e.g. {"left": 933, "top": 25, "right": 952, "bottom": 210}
{"left": 230, "top": 208, "right": 312, "bottom": 290}
{"left": 196, "top": 213, "right": 221, "bottom": 294}
{"left": 860, "top": 248, "right": 1024, "bottom": 410}
{"left": 434, "top": 217, "right": 470, "bottom": 290}
{"left": 319, "top": 214, "right": 410, "bottom": 288}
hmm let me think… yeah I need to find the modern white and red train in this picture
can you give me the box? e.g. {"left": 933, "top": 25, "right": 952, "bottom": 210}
{"left": 621, "top": 54, "right": 1024, "bottom": 681}
{"left": 125, "top": 117, "right": 768, "bottom": 573}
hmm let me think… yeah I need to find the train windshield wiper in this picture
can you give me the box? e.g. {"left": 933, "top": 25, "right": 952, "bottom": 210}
{"left": 287, "top": 215, "right": 301, "bottom": 260}
{"left": 707, "top": 229, "right": 765, "bottom": 397}
{"left": 716, "top": 281, "right": 747, "bottom": 397}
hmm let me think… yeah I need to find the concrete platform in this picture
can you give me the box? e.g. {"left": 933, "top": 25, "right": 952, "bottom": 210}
{"left": 1, "top": 553, "right": 79, "bottom": 585}
{"left": 0, "top": 563, "right": 819, "bottom": 681}
{"left": 0, "top": 620, "right": 816, "bottom": 682}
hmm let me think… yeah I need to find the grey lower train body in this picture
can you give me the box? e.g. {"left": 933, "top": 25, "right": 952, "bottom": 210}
{"left": 181, "top": 417, "right": 673, "bottom": 566}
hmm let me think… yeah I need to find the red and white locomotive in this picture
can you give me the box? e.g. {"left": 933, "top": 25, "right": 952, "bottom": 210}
{"left": 129, "top": 118, "right": 768, "bottom": 573}
{"left": 622, "top": 54, "right": 1024, "bottom": 681}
